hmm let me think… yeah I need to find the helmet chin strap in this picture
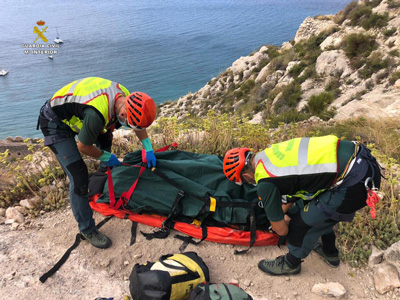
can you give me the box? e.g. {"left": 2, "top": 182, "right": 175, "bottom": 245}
{"left": 115, "top": 97, "right": 127, "bottom": 126}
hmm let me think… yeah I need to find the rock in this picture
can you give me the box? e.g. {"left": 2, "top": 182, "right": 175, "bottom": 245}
{"left": 19, "top": 199, "right": 34, "bottom": 209}
{"left": 243, "top": 279, "right": 252, "bottom": 287}
{"left": 14, "top": 136, "right": 24, "bottom": 142}
{"left": 368, "top": 245, "right": 385, "bottom": 268}
{"left": 233, "top": 100, "right": 245, "bottom": 112}
{"left": 373, "top": 262, "right": 400, "bottom": 294}
{"left": 39, "top": 185, "right": 58, "bottom": 194}
{"left": 255, "top": 64, "right": 271, "bottom": 83}
{"left": 249, "top": 112, "right": 264, "bottom": 125}
{"left": 286, "top": 61, "right": 301, "bottom": 73}
{"left": 383, "top": 241, "right": 400, "bottom": 274}
{"left": 315, "top": 50, "right": 352, "bottom": 78}
{"left": 99, "top": 258, "right": 111, "bottom": 268}
{"left": 320, "top": 32, "right": 344, "bottom": 50}
{"left": 5, "top": 207, "right": 25, "bottom": 223}
{"left": 4, "top": 219, "right": 14, "bottom": 225}
{"left": 0, "top": 208, "right": 5, "bottom": 217}
{"left": 5, "top": 136, "right": 13, "bottom": 142}
{"left": 294, "top": 17, "right": 336, "bottom": 43}
{"left": 124, "top": 260, "right": 130, "bottom": 266}
{"left": 14, "top": 206, "right": 27, "bottom": 215}
{"left": 311, "top": 282, "right": 346, "bottom": 298}
{"left": 395, "top": 79, "right": 400, "bottom": 89}
{"left": 281, "top": 42, "right": 293, "bottom": 51}
{"left": 230, "top": 279, "right": 239, "bottom": 285}
{"left": 259, "top": 45, "right": 268, "bottom": 53}
{"left": 231, "top": 52, "right": 268, "bottom": 75}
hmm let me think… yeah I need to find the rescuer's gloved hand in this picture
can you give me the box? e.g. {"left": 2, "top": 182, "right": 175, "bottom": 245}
{"left": 98, "top": 151, "right": 121, "bottom": 167}
{"left": 141, "top": 138, "right": 156, "bottom": 168}
{"left": 146, "top": 150, "right": 156, "bottom": 168}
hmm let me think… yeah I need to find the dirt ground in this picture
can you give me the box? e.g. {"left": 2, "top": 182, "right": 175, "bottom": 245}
{"left": 0, "top": 207, "right": 397, "bottom": 300}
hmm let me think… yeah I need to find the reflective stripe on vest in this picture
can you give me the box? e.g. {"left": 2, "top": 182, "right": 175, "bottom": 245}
{"left": 254, "top": 135, "right": 339, "bottom": 183}
{"left": 50, "top": 77, "right": 129, "bottom": 133}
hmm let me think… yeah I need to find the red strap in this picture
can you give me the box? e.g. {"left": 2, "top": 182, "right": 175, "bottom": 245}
{"left": 108, "top": 142, "right": 178, "bottom": 209}
{"left": 156, "top": 142, "right": 178, "bottom": 153}
{"left": 115, "top": 165, "right": 146, "bottom": 209}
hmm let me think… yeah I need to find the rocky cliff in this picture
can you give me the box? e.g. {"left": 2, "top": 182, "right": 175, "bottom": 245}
{"left": 158, "top": 0, "right": 400, "bottom": 124}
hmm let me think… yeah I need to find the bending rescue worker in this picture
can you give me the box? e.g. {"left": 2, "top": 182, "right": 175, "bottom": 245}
{"left": 223, "top": 135, "right": 383, "bottom": 276}
{"left": 37, "top": 77, "right": 157, "bottom": 249}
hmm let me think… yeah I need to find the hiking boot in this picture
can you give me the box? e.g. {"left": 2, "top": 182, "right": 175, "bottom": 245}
{"left": 81, "top": 229, "right": 112, "bottom": 249}
{"left": 313, "top": 241, "right": 340, "bottom": 268}
{"left": 258, "top": 255, "right": 301, "bottom": 276}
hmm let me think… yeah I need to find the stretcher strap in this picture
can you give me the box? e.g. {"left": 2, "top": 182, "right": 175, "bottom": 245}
{"left": 152, "top": 168, "right": 259, "bottom": 254}
{"left": 39, "top": 216, "right": 113, "bottom": 283}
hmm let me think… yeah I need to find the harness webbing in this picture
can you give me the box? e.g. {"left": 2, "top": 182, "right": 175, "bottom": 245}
{"left": 39, "top": 216, "right": 113, "bottom": 283}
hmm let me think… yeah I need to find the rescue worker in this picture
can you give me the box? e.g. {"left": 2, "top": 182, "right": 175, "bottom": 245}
{"left": 37, "top": 77, "right": 157, "bottom": 249}
{"left": 223, "top": 135, "right": 383, "bottom": 275}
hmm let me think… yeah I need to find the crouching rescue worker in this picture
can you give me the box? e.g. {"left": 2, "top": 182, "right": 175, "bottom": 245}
{"left": 223, "top": 135, "right": 383, "bottom": 276}
{"left": 37, "top": 77, "right": 157, "bottom": 249}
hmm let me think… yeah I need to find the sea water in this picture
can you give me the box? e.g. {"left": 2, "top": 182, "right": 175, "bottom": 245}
{"left": 0, "top": 0, "right": 350, "bottom": 138}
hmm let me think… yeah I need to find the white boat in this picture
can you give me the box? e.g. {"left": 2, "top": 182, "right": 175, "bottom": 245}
{"left": 0, "top": 69, "right": 8, "bottom": 76}
{"left": 54, "top": 27, "right": 63, "bottom": 44}
{"left": 48, "top": 55, "right": 53, "bottom": 59}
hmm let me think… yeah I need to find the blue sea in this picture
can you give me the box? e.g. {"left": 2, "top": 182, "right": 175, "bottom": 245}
{"left": 0, "top": 0, "right": 350, "bottom": 139}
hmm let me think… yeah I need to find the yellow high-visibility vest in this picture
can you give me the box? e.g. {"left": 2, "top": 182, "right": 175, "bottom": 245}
{"left": 255, "top": 134, "right": 339, "bottom": 179}
{"left": 50, "top": 77, "right": 130, "bottom": 133}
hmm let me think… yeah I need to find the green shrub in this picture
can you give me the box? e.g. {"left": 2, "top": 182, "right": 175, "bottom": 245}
{"left": 389, "top": 71, "right": 400, "bottom": 85}
{"left": 335, "top": 1, "right": 359, "bottom": 24}
{"left": 349, "top": 5, "right": 373, "bottom": 26}
{"left": 305, "top": 92, "right": 334, "bottom": 115}
{"left": 343, "top": 33, "right": 377, "bottom": 58}
{"left": 387, "top": 0, "right": 400, "bottom": 8}
{"left": 384, "top": 27, "right": 397, "bottom": 37}
{"left": 358, "top": 52, "right": 389, "bottom": 79}
{"left": 297, "top": 65, "right": 318, "bottom": 83}
{"left": 389, "top": 49, "right": 400, "bottom": 57}
{"left": 266, "top": 45, "right": 280, "bottom": 60}
{"left": 268, "top": 48, "right": 298, "bottom": 72}
{"left": 268, "top": 109, "right": 309, "bottom": 128}
{"left": 294, "top": 31, "right": 332, "bottom": 65}
{"left": 360, "top": 12, "right": 389, "bottom": 30}
{"left": 289, "top": 62, "right": 306, "bottom": 78}
{"left": 280, "top": 82, "right": 302, "bottom": 108}
{"left": 240, "top": 79, "right": 256, "bottom": 93}
{"left": 325, "top": 77, "right": 342, "bottom": 98}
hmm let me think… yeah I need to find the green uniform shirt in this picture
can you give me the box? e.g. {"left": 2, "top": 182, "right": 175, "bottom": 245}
{"left": 257, "top": 140, "right": 356, "bottom": 222}
{"left": 78, "top": 107, "right": 106, "bottom": 146}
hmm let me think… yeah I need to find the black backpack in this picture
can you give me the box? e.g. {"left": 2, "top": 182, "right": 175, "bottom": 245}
{"left": 129, "top": 252, "right": 209, "bottom": 300}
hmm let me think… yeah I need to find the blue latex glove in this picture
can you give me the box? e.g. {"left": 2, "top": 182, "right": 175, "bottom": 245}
{"left": 146, "top": 150, "right": 156, "bottom": 168}
{"left": 106, "top": 153, "right": 121, "bottom": 167}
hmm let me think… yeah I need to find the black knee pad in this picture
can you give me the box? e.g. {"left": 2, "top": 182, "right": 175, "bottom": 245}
{"left": 288, "top": 212, "right": 312, "bottom": 247}
{"left": 67, "top": 159, "right": 89, "bottom": 196}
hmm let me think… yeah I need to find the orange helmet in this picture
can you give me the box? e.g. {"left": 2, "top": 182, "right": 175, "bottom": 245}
{"left": 223, "top": 147, "right": 251, "bottom": 183}
{"left": 125, "top": 92, "right": 156, "bottom": 129}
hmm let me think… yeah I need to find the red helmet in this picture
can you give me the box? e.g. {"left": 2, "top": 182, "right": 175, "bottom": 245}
{"left": 223, "top": 147, "right": 251, "bottom": 183}
{"left": 125, "top": 92, "right": 156, "bottom": 129}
